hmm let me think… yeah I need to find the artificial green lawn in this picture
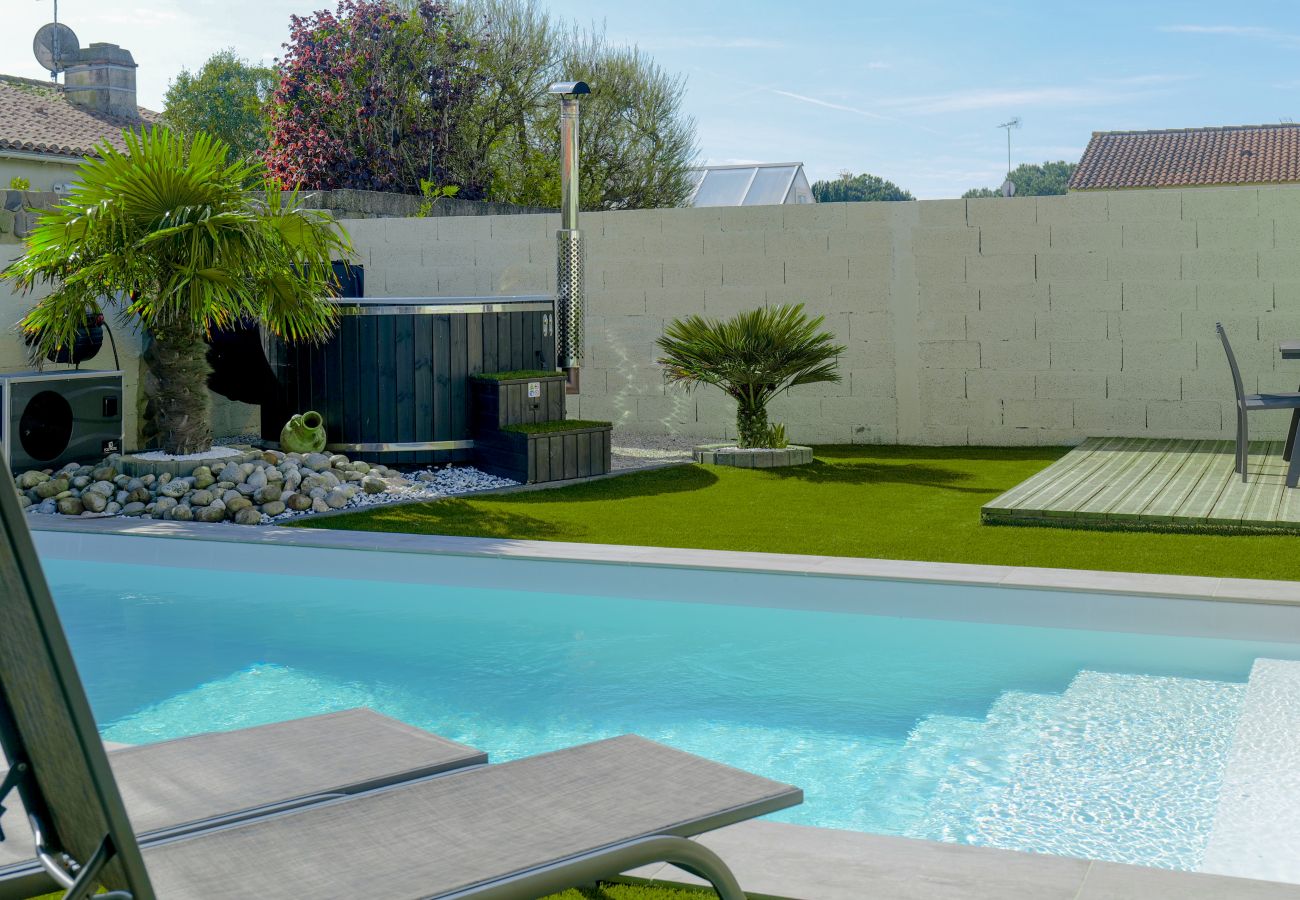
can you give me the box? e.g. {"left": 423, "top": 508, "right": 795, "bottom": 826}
{"left": 293, "top": 445, "right": 1300, "bottom": 582}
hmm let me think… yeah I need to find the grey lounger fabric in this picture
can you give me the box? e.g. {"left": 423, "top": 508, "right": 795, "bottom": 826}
{"left": 0, "top": 710, "right": 485, "bottom": 892}
{"left": 112, "top": 709, "right": 485, "bottom": 836}
{"left": 144, "top": 734, "right": 802, "bottom": 900}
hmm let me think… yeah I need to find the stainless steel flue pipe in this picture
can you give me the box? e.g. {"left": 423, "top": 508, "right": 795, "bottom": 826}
{"left": 548, "top": 80, "right": 589, "bottom": 394}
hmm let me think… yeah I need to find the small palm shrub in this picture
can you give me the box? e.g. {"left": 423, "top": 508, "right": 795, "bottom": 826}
{"left": 4, "top": 127, "right": 351, "bottom": 455}
{"left": 656, "top": 303, "right": 844, "bottom": 449}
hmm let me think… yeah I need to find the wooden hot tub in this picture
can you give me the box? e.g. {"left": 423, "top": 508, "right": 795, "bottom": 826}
{"left": 261, "top": 295, "right": 556, "bottom": 465}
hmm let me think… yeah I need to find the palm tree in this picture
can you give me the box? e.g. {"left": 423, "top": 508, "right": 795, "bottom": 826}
{"left": 4, "top": 127, "right": 351, "bottom": 455}
{"left": 657, "top": 303, "right": 845, "bottom": 448}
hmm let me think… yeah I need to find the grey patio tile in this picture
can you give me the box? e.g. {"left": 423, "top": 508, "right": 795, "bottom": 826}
{"left": 1213, "top": 577, "right": 1300, "bottom": 606}
{"left": 634, "top": 822, "right": 1089, "bottom": 900}
{"left": 809, "top": 556, "right": 1015, "bottom": 585}
{"left": 1079, "top": 862, "right": 1300, "bottom": 899}
{"left": 996, "top": 565, "right": 1223, "bottom": 599}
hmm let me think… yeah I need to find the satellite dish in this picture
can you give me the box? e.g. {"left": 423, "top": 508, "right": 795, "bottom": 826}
{"left": 33, "top": 22, "right": 79, "bottom": 75}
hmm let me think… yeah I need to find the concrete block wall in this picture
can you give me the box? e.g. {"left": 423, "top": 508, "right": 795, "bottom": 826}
{"left": 350, "top": 184, "right": 1300, "bottom": 445}
{"left": 3, "top": 184, "right": 1296, "bottom": 454}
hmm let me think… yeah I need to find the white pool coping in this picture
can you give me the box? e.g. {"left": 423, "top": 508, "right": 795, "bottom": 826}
{"left": 27, "top": 513, "right": 1300, "bottom": 607}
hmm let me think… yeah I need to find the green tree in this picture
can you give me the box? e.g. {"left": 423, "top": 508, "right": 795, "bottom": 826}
{"left": 163, "top": 50, "right": 276, "bottom": 162}
{"left": 962, "top": 161, "right": 1077, "bottom": 198}
{"left": 812, "top": 171, "right": 913, "bottom": 202}
{"left": 402, "top": 0, "right": 699, "bottom": 209}
{"left": 657, "top": 304, "right": 845, "bottom": 449}
{"left": 4, "top": 127, "right": 351, "bottom": 454}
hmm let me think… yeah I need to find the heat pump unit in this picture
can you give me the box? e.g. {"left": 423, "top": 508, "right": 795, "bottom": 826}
{"left": 0, "top": 370, "right": 123, "bottom": 472}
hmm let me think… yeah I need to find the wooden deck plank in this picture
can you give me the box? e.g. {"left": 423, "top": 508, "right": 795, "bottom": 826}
{"left": 1141, "top": 440, "right": 1230, "bottom": 521}
{"left": 1205, "top": 442, "right": 1278, "bottom": 525}
{"left": 1171, "top": 443, "right": 1242, "bottom": 523}
{"left": 1041, "top": 438, "right": 1152, "bottom": 516}
{"left": 1073, "top": 439, "right": 1182, "bottom": 519}
{"left": 1276, "top": 467, "right": 1300, "bottom": 523}
{"left": 1003, "top": 437, "right": 1137, "bottom": 516}
{"left": 1105, "top": 440, "right": 1204, "bottom": 521}
{"left": 1242, "top": 441, "right": 1287, "bottom": 526}
{"left": 982, "top": 437, "right": 1110, "bottom": 514}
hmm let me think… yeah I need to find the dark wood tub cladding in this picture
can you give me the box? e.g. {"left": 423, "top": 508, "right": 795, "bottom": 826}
{"left": 262, "top": 303, "right": 555, "bottom": 465}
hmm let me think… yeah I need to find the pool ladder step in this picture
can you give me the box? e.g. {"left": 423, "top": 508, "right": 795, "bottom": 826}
{"left": 958, "top": 670, "right": 1245, "bottom": 871}
{"left": 913, "top": 690, "right": 1060, "bottom": 843}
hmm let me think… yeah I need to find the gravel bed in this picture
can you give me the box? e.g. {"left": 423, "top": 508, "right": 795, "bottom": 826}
{"left": 609, "top": 431, "right": 724, "bottom": 470}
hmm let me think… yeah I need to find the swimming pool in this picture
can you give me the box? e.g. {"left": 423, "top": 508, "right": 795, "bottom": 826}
{"left": 33, "top": 529, "right": 1300, "bottom": 882}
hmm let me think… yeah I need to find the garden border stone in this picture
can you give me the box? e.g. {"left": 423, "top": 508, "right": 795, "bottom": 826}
{"left": 693, "top": 444, "right": 814, "bottom": 469}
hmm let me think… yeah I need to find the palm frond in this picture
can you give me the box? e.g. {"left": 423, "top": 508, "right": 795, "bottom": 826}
{"left": 2, "top": 124, "right": 353, "bottom": 358}
{"left": 656, "top": 303, "right": 846, "bottom": 407}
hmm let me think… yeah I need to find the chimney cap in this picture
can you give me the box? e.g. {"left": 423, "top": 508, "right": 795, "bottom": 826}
{"left": 548, "top": 81, "right": 590, "bottom": 96}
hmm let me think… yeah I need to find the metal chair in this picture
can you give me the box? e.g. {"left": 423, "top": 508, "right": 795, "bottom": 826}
{"left": 1217, "top": 323, "right": 1300, "bottom": 484}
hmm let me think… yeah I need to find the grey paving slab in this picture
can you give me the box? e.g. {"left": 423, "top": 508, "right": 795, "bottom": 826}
{"left": 995, "top": 565, "right": 1224, "bottom": 600}
{"left": 1079, "top": 861, "right": 1300, "bottom": 899}
{"left": 623, "top": 821, "right": 1300, "bottom": 900}
{"left": 627, "top": 821, "right": 1088, "bottom": 900}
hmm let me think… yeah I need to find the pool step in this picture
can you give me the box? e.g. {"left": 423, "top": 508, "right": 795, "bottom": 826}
{"left": 912, "top": 690, "right": 1060, "bottom": 843}
{"left": 1202, "top": 658, "right": 1300, "bottom": 884}
{"left": 965, "top": 670, "right": 1246, "bottom": 870}
{"left": 860, "top": 713, "right": 991, "bottom": 833}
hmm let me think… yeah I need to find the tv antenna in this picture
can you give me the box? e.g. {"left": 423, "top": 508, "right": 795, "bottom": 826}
{"left": 997, "top": 117, "right": 1021, "bottom": 197}
{"left": 33, "top": 0, "right": 79, "bottom": 82}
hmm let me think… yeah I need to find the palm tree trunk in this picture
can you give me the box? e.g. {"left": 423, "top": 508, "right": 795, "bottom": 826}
{"left": 143, "top": 325, "right": 213, "bottom": 455}
{"left": 735, "top": 400, "right": 769, "bottom": 449}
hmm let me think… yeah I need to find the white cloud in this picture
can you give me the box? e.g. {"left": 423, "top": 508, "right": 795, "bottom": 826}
{"left": 644, "top": 35, "right": 784, "bottom": 50}
{"left": 883, "top": 83, "right": 1172, "bottom": 115}
{"left": 1160, "top": 24, "right": 1300, "bottom": 47}
{"left": 769, "top": 89, "right": 898, "bottom": 122}
{"left": 866, "top": 61, "right": 891, "bottom": 70}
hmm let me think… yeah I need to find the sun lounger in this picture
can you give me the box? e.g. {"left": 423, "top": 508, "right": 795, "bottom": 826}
{"left": 0, "top": 466, "right": 800, "bottom": 900}
{"left": 0, "top": 709, "right": 486, "bottom": 898}
{"left": 143, "top": 733, "right": 798, "bottom": 899}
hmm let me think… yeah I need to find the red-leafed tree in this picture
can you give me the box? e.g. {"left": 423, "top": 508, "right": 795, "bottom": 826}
{"left": 264, "top": 0, "right": 486, "bottom": 196}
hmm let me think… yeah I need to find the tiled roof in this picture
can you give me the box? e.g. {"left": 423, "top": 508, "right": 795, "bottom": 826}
{"left": 0, "top": 74, "right": 158, "bottom": 160}
{"left": 1070, "top": 124, "right": 1300, "bottom": 190}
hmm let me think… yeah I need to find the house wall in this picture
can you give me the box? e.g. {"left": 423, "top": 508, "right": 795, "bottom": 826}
{"left": 344, "top": 185, "right": 1300, "bottom": 445}
{"left": 0, "top": 155, "right": 80, "bottom": 192}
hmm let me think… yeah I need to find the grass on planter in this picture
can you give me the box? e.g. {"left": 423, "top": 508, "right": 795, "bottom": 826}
{"left": 293, "top": 444, "right": 1300, "bottom": 582}
{"left": 502, "top": 419, "right": 612, "bottom": 435}
{"left": 473, "top": 369, "right": 563, "bottom": 381}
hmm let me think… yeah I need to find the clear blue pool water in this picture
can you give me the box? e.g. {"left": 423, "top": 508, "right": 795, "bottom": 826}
{"left": 44, "top": 557, "right": 1300, "bottom": 873}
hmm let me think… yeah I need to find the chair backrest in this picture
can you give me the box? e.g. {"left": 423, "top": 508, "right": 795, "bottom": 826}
{"left": 1216, "top": 323, "right": 1247, "bottom": 408}
{"left": 0, "top": 468, "right": 153, "bottom": 898}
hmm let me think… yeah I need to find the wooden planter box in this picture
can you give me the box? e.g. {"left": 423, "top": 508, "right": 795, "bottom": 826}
{"left": 475, "top": 422, "right": 612, "bottom": 484}
{"left": 470, "top": 372, "right": 566, "bottom": 436}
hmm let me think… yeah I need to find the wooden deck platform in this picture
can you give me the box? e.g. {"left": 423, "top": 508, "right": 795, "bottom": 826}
{"left": 982, "top": 437, "right": 1300, "bottom": 532}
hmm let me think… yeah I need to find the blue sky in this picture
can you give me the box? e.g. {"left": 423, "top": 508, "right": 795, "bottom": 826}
{"left": 4, "top": 0, "right": 1299, "bottom": 197}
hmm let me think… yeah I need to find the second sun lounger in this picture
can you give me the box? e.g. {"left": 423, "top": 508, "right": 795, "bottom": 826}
{"left": 0, "top": 709, "right": 485, "bottom": 899}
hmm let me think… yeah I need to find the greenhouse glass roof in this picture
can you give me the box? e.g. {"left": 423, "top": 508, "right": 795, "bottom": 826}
{"left": 686, "top": 163, "right": 812, "bottom": 207}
